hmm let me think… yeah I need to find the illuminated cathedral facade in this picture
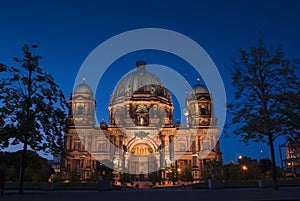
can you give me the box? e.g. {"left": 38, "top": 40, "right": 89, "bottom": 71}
{"left": 61, "top": 61, "right": 222, "bottom": 182}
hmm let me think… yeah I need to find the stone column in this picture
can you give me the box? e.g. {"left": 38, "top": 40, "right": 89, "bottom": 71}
{"left": 119, "top": 136, "right": 123, "bottom": 168}
{"left": 191, "top": 135, "right": 197, "bottom": 167}
{"left": 83, "top": 136, "right": 86, "bottom": 151}
{"left": 197, "top": 136, "right": 201, "bottom": 152}
{"left": 160, "top": 135, "right": 165, "bottom": 169}
{"left": 199, "top": 159, "right": 204, "bottom": 178}
{"left": 114, "top": 136, "right": 119, "bottom": 155}
{"left": 126, "top": 104, "right": 130, "bottom": 117}
{"left": 65, "top": 135, "right": 70, "bottom": 151}
{"left": 110, "top": 136, "right": 115, "bottom": 161}
{"left": 169, "top": 135, "right": 174, "bottom": 162}
{"left": 124, "top": 153, "right": 130, "bottom": 171}
{"left": 69, "top": 135, "right": 73, "bottom": 150}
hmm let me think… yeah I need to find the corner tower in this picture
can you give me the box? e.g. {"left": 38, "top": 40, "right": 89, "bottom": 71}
{"left": 186, "top": 82, "right": 217, "bottom": 127}
{"left": 67, "top": 82, "right": 96, "bottom": 127}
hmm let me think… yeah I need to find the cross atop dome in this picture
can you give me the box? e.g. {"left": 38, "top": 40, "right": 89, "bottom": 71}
{"left": 136, "top": 61, "right": 146, "bottom": 70}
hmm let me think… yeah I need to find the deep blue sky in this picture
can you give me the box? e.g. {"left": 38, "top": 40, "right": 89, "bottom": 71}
{"left": 1, "top": 0, "right": 300, "bottom": 164}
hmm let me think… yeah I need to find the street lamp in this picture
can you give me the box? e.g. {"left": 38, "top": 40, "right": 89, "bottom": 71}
{"left": 242, "top": 165, "right": 248, "bottom": 181}
{"left": 177, "top": 168, "right": 181, "bottom": 184}
{"left": 242, "top": 165, "right": 248, "bottom": 171}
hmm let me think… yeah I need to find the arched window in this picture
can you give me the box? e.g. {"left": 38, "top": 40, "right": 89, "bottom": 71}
{"left": 74, "top": 142, "right": 81, "bottom": 150}
{"left": 179, "top": 143, "right": 186, "bottom": 152}
{"left": 77, "top": 104, "right": 84, "bottom": 115}
{"left": 131, "top": 144, "right": 153, "bottom": 155}
{"left": 200, "top": 104, "right": 207, "bottom": 115}
{"left": 98, "top": 143, "right": 106, "bottom": 152}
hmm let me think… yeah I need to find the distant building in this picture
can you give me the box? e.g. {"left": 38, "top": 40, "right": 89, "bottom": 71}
{"left": 48, "top": 155, "right": 61, "bottom": 174}
{"left": 61, "top": 61, "right": 222, "bottom": 182}
{"left": 282, "top": 140, "right": 300, "bottom": 178}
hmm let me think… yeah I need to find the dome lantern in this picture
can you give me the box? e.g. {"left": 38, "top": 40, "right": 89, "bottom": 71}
{"left": 136, "top": 61, "right": 146, "bottom": 70}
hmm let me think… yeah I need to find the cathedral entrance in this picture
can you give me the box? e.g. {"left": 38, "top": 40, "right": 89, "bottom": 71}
{"left": 128, "top": 143, "right": 158, "bottom": 180}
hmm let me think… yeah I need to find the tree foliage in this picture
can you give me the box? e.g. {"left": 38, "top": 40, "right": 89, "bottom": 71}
{"left": 238, "top": 156, "right": 260, "bottom": 180}
{"left": 259, "top": 158, "right": 272, "bottom": 179}
{"left": 223, "top": 157, "right": 269, "bottom": 181}
{"left": 148, "top": 171, "right": 161, "bottom": 185}
{"left": 180, "top": 167, "right": 193, "bottom": 182}
{"left": 223, "top": 162, "right": 240, "bottom": 181}
{"left": 95, "top": 160, "right": 113, "bottom": 181}
{"left": 0, "top": 150, "right": 49, "bottom": 182}
{"left": 0, "top": 44, "right": 67, "bottom": 193}
{"left": 228, "top": 39, "right": 299, "bottom": 143}
{"left": 227, "top": 38, "right": 300, "bottom": 189}
{"left": 0, "top": 45, "right": 66, "bottom": 152}
{"left": 119, "top": 171, "right": 131, "bottom": 184}
{"left": 203, "top": 159, "right": 223, "bottom": 180}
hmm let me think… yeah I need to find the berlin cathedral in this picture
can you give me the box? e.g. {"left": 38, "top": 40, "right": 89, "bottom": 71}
{"left": 61, "top": 61, "right": 222, "bottom": 182}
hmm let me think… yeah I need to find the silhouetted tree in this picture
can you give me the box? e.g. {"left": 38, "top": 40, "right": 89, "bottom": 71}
{"left": 0, "top": 45, "right": 66, "bottom": 194}
{"left": 259, "top": 158, "right": 272, "bottom": 179}
{"left": 203, "top": 159, "right": 223, "bottom": 180}
{"left": 238, "top": 156, "right": 260, "bottom": 180}
{"left": 96, "top": 160, "right": 113, "bottom": 181}
{"left": 69, "top": 169, "right": 80, "bottom": 183}
{"left": 180, "top": 167, "right": 193, "bottom": 182}
{"left": 148, "top": 171, "right": 161, "bottom": 185}
{"left": 166, "top": 166, "right": 177, "bottom": 184}
{"left": 0, "top": 151, "right": 48, "bottom": 182}
{"left": 119, "top": 171, "right": 131, "bottom": 185}
{"left": 223, "top": 162, "right": 241, "bottom": 181}
{"left": 287, "top": 134, "right": 300, "bottom": 149}
{"left": 227, "top": 38, "right": 300, "bottom": 189}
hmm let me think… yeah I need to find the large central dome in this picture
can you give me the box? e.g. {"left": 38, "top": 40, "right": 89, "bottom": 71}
{"left": 111, "top": 61, "right": 169, "bottom": 101}
{"left": 109, "top": 61, "right": 174, "bottom": 127}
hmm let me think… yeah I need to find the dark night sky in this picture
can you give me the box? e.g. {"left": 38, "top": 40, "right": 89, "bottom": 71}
{"left": 1, "top": 0, "right": 299, "bottom": 164}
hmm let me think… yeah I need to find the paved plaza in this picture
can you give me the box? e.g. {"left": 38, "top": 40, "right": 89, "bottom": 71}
{"left": 1, "top": 187, "right": 300, "bottom": 201}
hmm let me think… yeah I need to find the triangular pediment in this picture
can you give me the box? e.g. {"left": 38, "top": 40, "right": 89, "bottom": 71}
{"left": 69, "top": 150, "right": 90, "bottom": 160}
{"left": 198, "top": 150, "right": 217, "bottom": 159}
{"left": 69, "top": 150, "right": 82, "bottom": 156}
